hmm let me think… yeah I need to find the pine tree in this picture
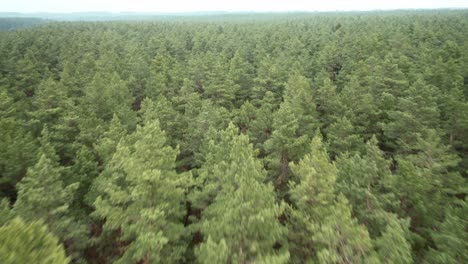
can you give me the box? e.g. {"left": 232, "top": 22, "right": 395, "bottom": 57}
{"left": 288, "top": 136, "right": 378, "bottom": 263}
{"left": 426, "top": 200, "right": 468, "bottom": 264}
{"left": 326, "top": 116, "right": 364, "bottom": 158}
{"left": 374, "top": 213, "right": 413, "bottom": 264}
{"left": 252, "top": 56, "right": 285, "bottom": 104}
{"left": 196, "top": 237, "right": 229, "bottom": 264}
{"left": 29, "top": 77, "right": 77, "bottom": 160}
{"left": 69, "top": 145, "right": 99, "bottom": 211}
{"left": 394, "top": 131, "right": 464, "bottom": 254}
{"left": 138, "top": 96, "right": 182, "bottom": 148}
{"left": 180, "top": 99, "right": 230, "bottom": 169}
{"left": 0, "top": 117, "right": 37, "bottom": 199}
{"left": 339, "top": 77, "right": 381, "bottom": 140}
{"left": 30, "top": 78, "right": 72, "bottom": 134}
{"left": 283, "top": 72, "right": 319, "bottom": 137}
{"left": 14, "top": 48, "right": 43, "bottom": 97}
{"left": 315, "top": 195, "right": 378, "bottom": 264}
{"left": 203, "top": 58, "right": 238, "bottom": 109}
{"left": 289, "top": 136, "right": 337, "bottom": 221}
{"left": 92, "top": 120, "right": 189, "bottom": 263}
{"left": 0, "top": 198, "right": 13, "bottom": 226}
{"left": 84, "top": 72, "right": 136, "bottom": 128}
{"left": 265, "top": 102, "right": 308, "bottom": 192}
{"left": 94, "top": 114, "right": 127, "bottom": 165}
{"left": 439, "top": 84, "right": 468, "bottom": 175}
{"left": 195, "top": 124, "right": 288, "bottom": 263}
{"left": 228, "top": 50, "right": 255, "bottom": 106}
{"left": 315, "top": 75, "right": 344, "bottom": 131}
{"left": 190, "top": 123, "right": 239, "bottom": 212}
{"left": 287, "top": 136, "right": 337, "bottom": 263}
{"left": 0, "top": 91, "right": 15, "bottom": 118}
{"left": 0, "top": 217, "right": 70, "bottom": 264}
{"left": 335, "top": 136, "right": 399, "bottom": 236}
{"left": 14, "top": 154, "right": 76, "bottom": 226}
{"left": 13, "top": 129, "right": 80, "bottom": 245}
{"left": 407, "top": 130, "right": 463, "bottom": 202}
{"left": 147, "top": 48, "right": 176, "bottom": 99}
{"left": 249, "top": 91, "right": 277, "bottom": 155}
{"left": 382, "top": 78, "right": 440, "bottom": 152}
{"left": 233, "top": 100, "right": 256, "bottom": 134}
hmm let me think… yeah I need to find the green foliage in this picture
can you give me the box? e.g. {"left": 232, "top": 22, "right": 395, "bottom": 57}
{"left": 426, "top": 200, "right": 468, "bottom": 264}
{"left": 315, "top": 75, "right": 344, "bottom": 131}
{"left": 0, "top": 118, "right": 37, "bottom": 198}
{"left": 0, "top": 198, "right": 13, "bottom": 226}
{"left": 283, "top": 72, "right": 319, "bottom": 137}
{"left": 289, "top": 136, "right": 336, "bottom": 219}
{"left": 29, "top": 77, "right": 72, "bottom": 134}
{"left": 265, "top": 102, "right": 309, "bottom": 191}
{"left": 335, "top": 136, "right": 399, "bottom": 236}
{"left": 326, "top": 116, "right": 364, "bottom": 158}
{"left": 196, "top": 236, "right": 229, "bottom": 264}
{"left": 374, "top": 214, "right": 413, "bottom": 264}
{"left": 1, "top": 11, "right": 467, "bottom": 264}
{"left": 314, "top": 195, "right": 378, "bottom": 264}
{"left": 94, "top": 114, "right": 127, "bottom": 165}
{"left": 382, "top": 79, "right": 441, "bottom": 151}
{"left": 92, "top": 120, "right": 190, "bottom": 263}
{"left": 84, "top": 71, "right": 136, "bottom": 128}
{"left": 287, "top": 136, "right": 338, "bottom": 262}
{"left": 0, "top": 217, "right": 69, "bottom": 264}
{"left": 194, "top": 124, "right": 288, "bottom": 263}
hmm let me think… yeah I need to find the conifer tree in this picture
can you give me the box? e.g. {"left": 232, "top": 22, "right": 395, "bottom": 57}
{"left": 13, "top": 128, "right": 80, "bottom": 241}
{"left": 0, "top": 217, "right": 70, "bottom": 264}
{"left": 14, "top": 48, "right": 42, "bottom": 97}
{"left": 30, "top": 78, "right": 72, "bottom": 134}
{"left": 315, "top": 195, "right": 378, "bottom": 264}
{"left": 335, "top": 136, "right": 399, "bottom": 236}
{"left": 229, "top": 51, "right": 255, "bottom": 106}
{"left": 382, "top": 78, "right": 440, "bottom": 152}
{"left": 195, "top": 124, "right": 288, "bottom": 263}
{"left": 138, "top": 96, "right": 182, "bottom": 148}
{"left": 315, "top": 75, "right": 344, "bottom": 131}
{"left": 203, "top": 58, "right": 238, "bottom": 109}
{"left": 326, "top": 116, "right": 364, "bottom": 158}
{"left": 339, "top": 77, "right": 381, "bottom": 140}
{"left": 84, "top": 72, "right": 136, "bottom": 128}
{"left": 93, "top": 120, "right": 189, "bottom": 263}
{"left": 283, "top": 72, "right": 319, "bottom": 137}
{"left": 249, "top": 91, "right": 277, "bottom": 155}
{"left": 288, "top": 136, "right": 378, "bottom": 263}
{"left": 394, "top": 130, "right": 464, "bottom": 254}
{"left": 94, "top": 114, "right": 127, "bottom": 165}
{"left": 265, "top": 102, "right": 308, "bottom": 192}
{"left": 426, "top": 200, "right": 468, "bottom": 264}
{"left": 233, "top": 100, "right": 256, "bottom": 134}
{"left": 287, "top": 136, "right": 337, "bottom": 263}
{"left": 252, "top": 56, "right": 285, "bottom": 104}
{"left": 181, "top": 99, "right": 230, "bottom": 169}
{"left": 69, "top": 145, "right": 99, "bottom": 211}
{"left": 0, "top": 115, "right": 37, "bottom": 198}
{"left": 0, "top": 198, "right": 13, "bottom": 226}
{"left": 374, "top": 214, "right": 413, "bottom": 264}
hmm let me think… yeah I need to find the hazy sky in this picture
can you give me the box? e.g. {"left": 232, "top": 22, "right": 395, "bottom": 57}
{"left": 2, "top": 0, "right": 468, "bottom": 13}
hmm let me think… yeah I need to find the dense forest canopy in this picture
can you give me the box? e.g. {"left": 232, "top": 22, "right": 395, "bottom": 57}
{"left": 0, "top": 10, "right": 467, "bottom": 263}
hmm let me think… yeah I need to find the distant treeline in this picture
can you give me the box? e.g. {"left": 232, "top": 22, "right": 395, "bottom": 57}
{"left": 0, "top": 17, "right": 49, "bottom": 30}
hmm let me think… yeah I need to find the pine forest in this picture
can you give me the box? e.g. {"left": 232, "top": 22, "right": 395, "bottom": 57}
{"left": 0, "top": 10, "right": 467, "bottom": 264}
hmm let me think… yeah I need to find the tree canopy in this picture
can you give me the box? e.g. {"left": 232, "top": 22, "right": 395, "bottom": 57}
{"left": 0, "top": 10, "right": 467, "bottom": 263}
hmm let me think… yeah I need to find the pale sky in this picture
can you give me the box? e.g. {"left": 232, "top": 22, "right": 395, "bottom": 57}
{"left": 2, "top": 0, "right": 468, "bottom": 13}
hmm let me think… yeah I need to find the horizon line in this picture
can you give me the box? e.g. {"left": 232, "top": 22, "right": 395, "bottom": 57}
{"left": 1, "top": 7, "right": 467, "bottom": 15}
